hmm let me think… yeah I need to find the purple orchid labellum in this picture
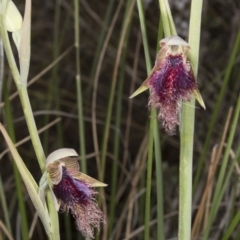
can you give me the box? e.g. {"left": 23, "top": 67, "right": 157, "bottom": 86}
{"left": 130, "top": 36, "right": 205, "bottom": 135}
{"left": 45, "top": 149, "right": 107, "bottom": 239}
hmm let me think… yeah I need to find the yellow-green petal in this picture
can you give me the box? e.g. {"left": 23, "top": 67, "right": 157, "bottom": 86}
{"left": 129, "top": 80, "right": 149, "bottom": 98}
{"left": 5, "top": 0, "right": 22, "bottom": 32}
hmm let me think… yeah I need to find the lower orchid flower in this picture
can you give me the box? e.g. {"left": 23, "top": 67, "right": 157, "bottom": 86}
{"left": 39, "top": 148, "right": 107, "bottom": 239}
{"left": 130, "top": 35, "right": 205, "bottom": 135}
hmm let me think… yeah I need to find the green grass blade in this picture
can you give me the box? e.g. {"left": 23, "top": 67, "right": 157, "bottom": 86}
{"left": 193, "top": 28, "right": 240, "bottom": 193}
{"left": 154, "top": 16, "right": 165, "bottom": 240}
{"left": 222, "top": 210, "right": 240, "bottom": 240}
{"left": 74, "top": 0, "right": 87, "bottom": 174}
{"left": 100, "top": 0, "right": 135, "bottom": 180}
{"left": 136, "top": 0, "right": 154, "bottom": 239}
{"left": 203, "top": 94, "right": 240, "bottom": 239}
{"left": 0, "top": 124, "right": 52, "bottom": 238}
{"left": 87, "top": 0, "right": 116, "bottom": 97}
{"left": 1, "top": 2, "right": 60, "bottom": 238}
{"left": 154, "top": 120, "right": 165, "bottom": 240}
{"left": 158, "top": 0, "right": 176, "bottom": 36}
{"left": 0, "top": 176, "right": 12, "bottom": 235}
{"left": 108, "top": 1, "right": 132, "bottom": 234}
{"left": 4, "top": 80, "right": 29, "bottom": 240}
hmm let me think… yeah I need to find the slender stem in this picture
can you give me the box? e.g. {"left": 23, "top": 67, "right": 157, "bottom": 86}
{"left": 0, "top": 177, "right": 12, "bottom": 235}
{"left": 154, "top": 120, "right": 165, "bottom": 240}
{"left": 193, "top": 28, "right": 240, "bottom": 193}
{"left": 4, "top": 81, "right": 29, "bottom": 240}
{"left": 178, "top": 99, "right": 194, "bottom": 240}
{"left": 136, "top": 1, "right": 156, "bottom": 239}
{"left": 100, "top": 0, "right": 135, "bottom": 180}
{"left": 178, "top": 0, "right": 203, "bottom": 239}
{"left": 108, "top": 9, "right": 132, "bottom": 233}
{"left": 154, "top": 18, "right": 165, "bottom": 240}
{"left": 203, "top": 94, "right": 240, "bottom": 240}
{"left": 74, "top": 0, "right": 87, "bottom": 173}
{"left": 87, "top": 0, "right": 116, "bottom": 97}
{"left": 0, "top": 5, "right": 59, "bottom": 240}
{"left": 17, "top": 86, "right": 45, "bottom": 170}
{"left": 144, "top": 115, "right": 154, "bottom": 240}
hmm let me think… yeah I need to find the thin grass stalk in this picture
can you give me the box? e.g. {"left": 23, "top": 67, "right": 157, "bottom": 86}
{"left": 97, "top": 3, "right": 135, "bottom": 238}
{"left": 74, "top": 0, "right": 87, "bottom": 174}
{"left": 0, "top": 4, "right": 59, "bottom": 239}
{"left": 0, "top": 176, "right": 12, "bottom": 235}
{"left": 193, "top": 28, "right": 240, "bottom": 193}
{"left": 53, "top": 0, "right": 63, "bottom": 150}
{"left": 154, "top": 18, "right": 165, "bottom": 240}
{"left": 118, "top": 0, "right": 136, "bottom": 187}
{"left": 87, "top": 0, "right": 116, "bottom": 97}
{"left": 48, "top": 2, "right": 69, "bottom": 229}
{"left": 154, "top": 120, "right": 165, "bottom": 240}
{"left": 4, "top": 81, "right": 29, "bottom": 240}
{"left": 108, "top": 9, "right": 132, "bottom": 235}
{"left": 229, "top": 179, "right": 238, "bottom": 225}
{"left": 18, "top": 87, "right": 60, "bottom": 240}
{"left": 178, "top": 0, "right": 203, "bottom": 239}
{"left": 59, "top": 3, "right": 71, "bottom": 49}
{"left": 0, "top": 38, "right": 3, "bottom": 108}
{"left": 203, "top": 94, "right": 240, "bottom": 239}
{"left": 91, "top": 0, "right": 124, "bottom": 185}
{"left": 222, "top": 210, "right": 240, "bottom": 240}
{"left": 222, "top": 146, "right": 240, "bottom": 239}
{"left": 100, "top": 0, "right": 136, "bottom": 180}
{"left": 144, "top": 115, "right": 154, "bottom": 240}
{"left": 0, "top": 17, "right": 46, "bottom": 168}
{"left": 43, "top": 0, "right": 62, "bottom": 153}
{"left": 158, "top": 1, "right": 170, "bottom": 37}
{"left": 0, "top": 3, "right": 45, "bottom": 171}
{"left": 136, "top": 0, "right": 155, "bottom": 239}
{"left": 163, "top": 0, "right": 176, "bottom": 35}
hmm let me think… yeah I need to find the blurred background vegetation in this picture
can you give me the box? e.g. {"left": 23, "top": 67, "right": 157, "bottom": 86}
{"left": 0, "top": 0, "right": 240, "bottom": 239}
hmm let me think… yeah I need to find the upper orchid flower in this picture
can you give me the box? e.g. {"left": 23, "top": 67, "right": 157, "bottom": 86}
{"left": 39, "top": 148, "right": 107, "bottom": 239}
{"left": 130, "top": 36, "right": 205, "bottom": 135}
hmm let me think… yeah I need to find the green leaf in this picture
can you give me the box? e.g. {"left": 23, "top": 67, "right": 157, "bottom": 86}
{"left": 0, "top": 124, "right": 51, "bottom": 238}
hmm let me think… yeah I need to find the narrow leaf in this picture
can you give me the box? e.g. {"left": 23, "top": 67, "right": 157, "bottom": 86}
{"left": 0, "top": 124, "right": 51, "bottom": 238}
{"left": 19, "top": 0, "right": 31, "bottom": 86}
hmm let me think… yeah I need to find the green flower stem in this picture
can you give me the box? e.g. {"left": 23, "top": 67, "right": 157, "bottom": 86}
{"left": 17, "top": 86, "right": 45, "bottom": 169}
{"left": 0, "top": 6, "right": 59, "bottom": 240}
{"left": 18, "top": 85, "right": 60, "bottom": 240}
{"left": 178, "top": 0, "right": 203, "bottom": 239}
{"left": 178, "top": 99, "right": 195, "bottom": 240}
